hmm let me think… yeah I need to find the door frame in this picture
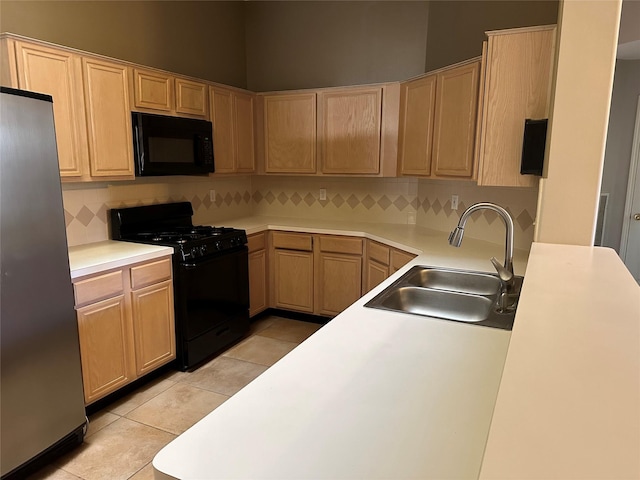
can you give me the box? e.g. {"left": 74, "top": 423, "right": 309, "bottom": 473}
{"left": 619, "top": 95, "right": 640, "bottom": 261}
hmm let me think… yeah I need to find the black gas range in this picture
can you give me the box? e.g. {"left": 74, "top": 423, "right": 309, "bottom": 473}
{"left": 110, "top": 202, "right": 249, "bottom": 371}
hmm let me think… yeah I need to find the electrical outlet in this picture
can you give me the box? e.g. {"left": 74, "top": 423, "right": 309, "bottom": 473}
{"left": 210, "top": 190, "right": 216, "bottom": 202}
{"left": 319, "top": 188, "right": 327, "bottom": 201}
{"left": 451, "top": 194, "right": 459, "bottom": 211}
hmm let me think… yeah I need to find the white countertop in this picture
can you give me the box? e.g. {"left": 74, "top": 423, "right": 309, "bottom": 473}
{"left": 479, "top": 243, "right": 640, "bottom": 479}
{"left": 68, "top": 241, "right": 173, "bottom": 279}
{"left": 154, "top": 258, "right": 512, "bottom": 480}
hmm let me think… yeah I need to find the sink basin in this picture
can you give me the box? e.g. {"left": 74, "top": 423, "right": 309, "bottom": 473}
{"left": 404, "top": 267, "right": 501, "bottom": 295}
{"left": 364, "top": 265, "right": 523, "bottom": 330}
{"left": 378, "top": 287, "right": 494, "bottom": 323}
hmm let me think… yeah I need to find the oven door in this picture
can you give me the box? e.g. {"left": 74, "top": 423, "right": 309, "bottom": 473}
{"left": 173, "top": 246, "right": 249, "bottom": 368}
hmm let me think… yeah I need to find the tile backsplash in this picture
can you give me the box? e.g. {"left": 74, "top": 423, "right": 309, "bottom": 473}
{"left": 63, "top": 175, "right": 538, "bottom": 250}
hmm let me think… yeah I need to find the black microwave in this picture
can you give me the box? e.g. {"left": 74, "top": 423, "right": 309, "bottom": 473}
{"left": 132, "top": 112, "right": 214, "bottom": 177}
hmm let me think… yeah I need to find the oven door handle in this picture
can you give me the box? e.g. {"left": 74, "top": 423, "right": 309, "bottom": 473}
{"left": 179, "top": 246, "right": 247, "bottom": 269}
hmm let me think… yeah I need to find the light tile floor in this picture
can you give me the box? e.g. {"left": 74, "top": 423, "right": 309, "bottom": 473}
{"left": 27, "top": 316, "right": 323, "bottom": 480}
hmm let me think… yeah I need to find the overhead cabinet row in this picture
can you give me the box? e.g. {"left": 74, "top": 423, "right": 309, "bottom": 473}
{"left": 0, "top": 25, "right": 556, "bottom": 187}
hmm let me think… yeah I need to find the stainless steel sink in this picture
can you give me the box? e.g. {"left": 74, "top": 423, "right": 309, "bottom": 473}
{"left": 404, "top": 268, "right": 501, "bottom": 295}
{"left": 364, "top": 265, "right": 523, "bottom": 330}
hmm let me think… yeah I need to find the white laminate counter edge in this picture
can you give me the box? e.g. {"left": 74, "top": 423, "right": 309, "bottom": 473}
{"left": 68, "top": 241, "right": 174, "bottom": 279}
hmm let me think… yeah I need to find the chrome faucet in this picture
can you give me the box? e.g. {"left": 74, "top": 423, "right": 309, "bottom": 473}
{"left": 448, "top": 202, "right": 515, "bottom": 277}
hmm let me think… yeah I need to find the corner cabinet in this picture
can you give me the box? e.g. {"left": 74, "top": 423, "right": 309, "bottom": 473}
{"left": 248, "top": 232, "right": 268, "bottom": 317}
{"left": 211, "top": 86, "right": 256, "bottom": 174}
{"left": 398, "top": 59, "right": 481, "bottom": 179}
{"left": 73, "top": 256, "right": 175, "bottom": 405}
{"left": 476, "top": 25, "right": 556, "bottom": 187}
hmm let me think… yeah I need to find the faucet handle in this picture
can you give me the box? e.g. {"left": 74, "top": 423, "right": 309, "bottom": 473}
{"left": 490, "top": 256, "right": 514, "bottom": 284}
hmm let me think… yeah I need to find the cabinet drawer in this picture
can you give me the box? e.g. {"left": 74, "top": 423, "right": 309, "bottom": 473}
{"left": 74, "top": 270, "right": 124, "bottom": 307}
{"left": 247, "top": 232, "right": 266, "bottom": 253}
{"left": 272, "top": 232, "right": 313, "bottom": 251}
{"left": 368, "top": 241, "right": 390, "bottom": 266}
{"left": 319, "top": 236, "right": 363, "bottom": 255}
{"left": 130, "top": 257, "right": 172, "bottom": 290}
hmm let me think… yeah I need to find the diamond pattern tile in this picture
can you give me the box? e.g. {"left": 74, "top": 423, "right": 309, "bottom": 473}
{"left": 432, "top": 199, "right": 442, "bottom": 215}
{"left": 517, "top": 209, "right": 534, "bottom": 230}
{"left": 76, "top": 206, "right": 95, "bottom": 227}
{"left": 191, "top": 195, "right": 202, "bottom": 210}
{"left": 393, "top": 196, "right": 409, "bottom": 211}
{"left": 95, "top": 204, "right": 108, "bottom": 223}
{"left": 290, "top": 192, "right": 302, "bottom": 206}
{"left": 346, "top": 194, "right": 359, "bottom": 209}
{"left": 224, "top": 193, "right": 233, "bottom": 206}
{"left": 64, "top": 209, "right": 74, "bottom": 227}
{"left": 377, "top": 195, "right": 391, "bottom": 210}
{"left": 243, "top": 191, "right": 251, "bottom": 204}
{"left": 277, "top": 192, "right": 288, "bottom": 205}
{"left": 265, "top": 192, "right": 275, "bottom": 205}
{"left": 303, "top": 193, "right": 316, "bottom": 206}
{"left": 215, "top": 194, "right": 224, "bottom": 207}
{"left": 203, "top": 194, "right": 212, "bottom": 208}
{"left": 361, "top": 195, "right": 375, "bottom": 210}
{"left": 331, "top": 194, "right": 345, "bottom": 208}
{"left": 421, "top": 197, "right": 431, "bottom": 212}
{"left": 444, "top": 200, "right": 454, "bottom": 217}
{"left": 234, "top": 192, "right": 242, "bottom": 204}
{"left": 253, "top": 191, "right": 263, "bottom": 204}
{"left": 484, "top": 210, "right": 498, "bottom": 225}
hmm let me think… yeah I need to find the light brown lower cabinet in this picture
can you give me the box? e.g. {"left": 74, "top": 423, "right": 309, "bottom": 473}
{"left": 363, "top": 239, "right": 417, "bottom": 294}
{"left": 273, "top": 249, "right": 315, "bottom": 313}
{"left": 76, "top": 294, "right": 135, "bottom": 404}
{"left": 316, "top": 235, "right": 363, "bottom": 316}
{"left": 248, "top": 233, "right": 268, "bottom": 317}
{"left": 73, "top": 256, "right": 175, "bottom": 405}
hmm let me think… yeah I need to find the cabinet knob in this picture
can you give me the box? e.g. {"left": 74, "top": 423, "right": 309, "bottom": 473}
{"left": 634, "top": 213, "right": 640, "bottom": 221}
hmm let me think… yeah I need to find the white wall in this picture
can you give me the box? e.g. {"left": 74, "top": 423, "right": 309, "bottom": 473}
{"left": 535, "top": 0, "right": 622, "bottom": 245}
{"left": 601, "top": 60, "right": 640, "bottom": 251}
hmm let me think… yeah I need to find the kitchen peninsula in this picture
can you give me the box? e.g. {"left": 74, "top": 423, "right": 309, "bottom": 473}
{"left": 141, "top": 219, "right": 640, "bottom": 479}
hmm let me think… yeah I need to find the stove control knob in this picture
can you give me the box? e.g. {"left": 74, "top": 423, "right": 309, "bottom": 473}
{"left": 215, "top": 241, "right": 222, "bottom": 250}
{"left": 190, "top": 247, "right": 198, "bottom": 258}
{"left": 200, "top": 245, "right": 207, "bottom": 255}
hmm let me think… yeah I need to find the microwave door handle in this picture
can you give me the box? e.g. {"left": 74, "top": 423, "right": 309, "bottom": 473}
{"left": 134, "top": 125, "right": 143, "bottom": 174}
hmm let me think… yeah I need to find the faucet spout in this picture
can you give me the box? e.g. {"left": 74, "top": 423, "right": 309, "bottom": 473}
{"left": 448, "top": 202, "right": 515, "bottom": 275}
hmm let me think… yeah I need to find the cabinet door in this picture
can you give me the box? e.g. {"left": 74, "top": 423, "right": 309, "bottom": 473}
{"left": 319, "top": 87, "right": 382, "bottom": 174}
{"left": 264, "top": 93, "right": 316, "bottom": 173}
{"left": 210, "top": 86, "right": 236, "bottom": 173}
{"left": 317, "top": 253, "right": 362, "bottom": 316}
{"left": 249, "top": 249, "right": 268, "bottom": 317}
{"left": 131, "top": 280, "right": 176, "bottom": 376}
{"left": 234, "top": 91, "right": 256, "bottom": 173}
{"left": 478, "top": 26, "right": 556, "bottom": 187}
{"left": 76, "top": 295, "right": 135, "bottom": 404}
{"left": 273, "top": 249, "right": 314, "bottom": 312}
{"left": 398, "top": 75, "right": 436, "bottom": 176}
{"left": 15, "top": 42, "right": 88, "bottom": 178}
{"left": 390, "top": 248, "right": 416, "bottom": 274}
{"left": 432, "top": 61, "right": 480, "bottom": 178}
{"left": 175, "top": 78, "right": 208, "bottom": 117}
{"left": 365, "top": 260, "right": 389, "bottom": 294}
{"left": 83, "top": 57, "right": 134, "bottom": 178}
{"left": 132, "top": 68, "right": 173, "bottom": 112}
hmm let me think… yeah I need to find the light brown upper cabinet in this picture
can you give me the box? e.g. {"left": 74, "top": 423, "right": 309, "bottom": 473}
{"left": 318, "top": 87, "right": 382, "bottom": 175}
{"left": 1, "top": 35, "right": 136, "bottom": 181}
{"left": 9, "top": 40, "right": 89, "bottom": 179}
{"left": 175, "top": 77, "right": 208, "bottom": 118}
{"left": 132, "top": 68, "right": 174, "bottom": 112}
{"left": 399, "top": 58, "right": 480, "bottom": 179}
{"left": 83, "top": 57, "right": 135, "bottom": 178}
{"left": 132, "top": 69, "right": 208, "bottom": 119}
{"left": 476, "top": 25, "right": 556, "bottom": 187}
{"left": 210, "top": 86, "right": 256, "bottom": 174}
{"left": 262, "top": 92, "right": 317, "bottom": 174}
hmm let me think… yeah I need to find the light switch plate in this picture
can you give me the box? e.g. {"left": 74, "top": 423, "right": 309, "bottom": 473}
{"left": 451, "top": 195, "right": 459, "bottom": 210}
{"left": 210, "top": 190, "right": 216, "bottom": 202}
{"left": 319, "top": 188, "right": 327, "bottom": 201}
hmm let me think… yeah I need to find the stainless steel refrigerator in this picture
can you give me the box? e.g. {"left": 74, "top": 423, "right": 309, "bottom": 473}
{"left": 1, "top": 87, "right": 86, "bottom": 478}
